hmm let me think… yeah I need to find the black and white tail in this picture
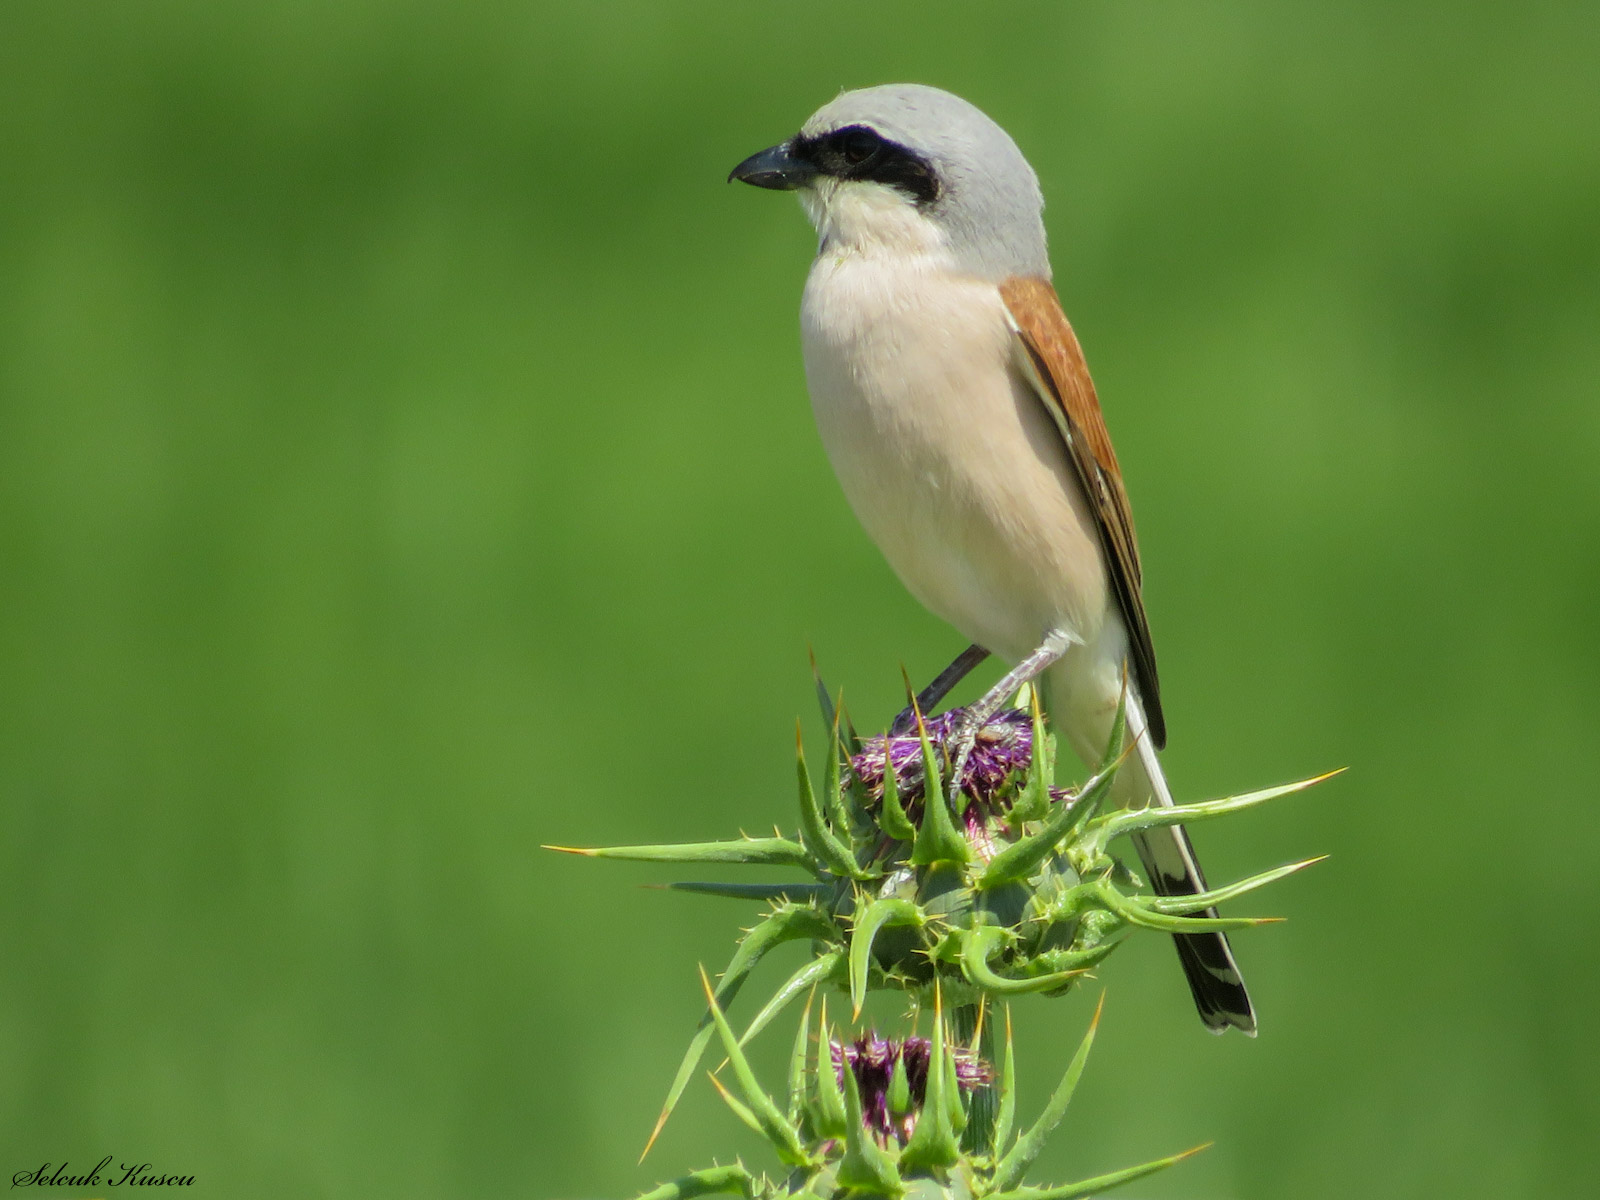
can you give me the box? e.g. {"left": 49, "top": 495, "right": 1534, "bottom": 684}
{"left": 1121, "top": 700, "right": 1256, "bottom": 1035}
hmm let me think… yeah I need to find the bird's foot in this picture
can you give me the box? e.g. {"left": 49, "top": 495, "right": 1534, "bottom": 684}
{"left": 943, "top": 707, "right": 984, "bottom": 807}
{"left": 938, "top": 628, "right": 1075, "bottom": 804}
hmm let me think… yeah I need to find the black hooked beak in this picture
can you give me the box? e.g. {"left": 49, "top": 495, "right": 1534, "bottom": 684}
{"left": 728, "top": 141, "right": 816, "bottom": 191}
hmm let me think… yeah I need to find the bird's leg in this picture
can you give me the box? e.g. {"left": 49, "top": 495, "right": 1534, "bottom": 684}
{"left": 944, "top": 629, "right": 1074, "bottom": 805}
{"left": 890, "top": 643, "right": 991, "bottom": 735}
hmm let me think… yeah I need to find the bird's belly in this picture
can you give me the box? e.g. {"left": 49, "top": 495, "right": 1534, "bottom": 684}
{"left": 800, "top": 256, "right": 1109, "bottom": 664}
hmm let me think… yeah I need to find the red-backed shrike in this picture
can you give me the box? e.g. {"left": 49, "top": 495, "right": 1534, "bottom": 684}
{"left": 731, "top": 84, "right": 1254, "bottom": 1033}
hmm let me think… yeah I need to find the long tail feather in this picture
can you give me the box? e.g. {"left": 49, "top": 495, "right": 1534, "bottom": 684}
{"left": 1114, "top": 693, "right": 1256, "bottom": 1034}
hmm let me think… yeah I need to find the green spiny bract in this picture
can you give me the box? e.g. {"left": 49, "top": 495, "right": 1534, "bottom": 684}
{"left": 632, "top": 980, "right": 1203, "bottom": 1200}
{"left": 551, "top": 681, "right": 1330, "bottom": 1149}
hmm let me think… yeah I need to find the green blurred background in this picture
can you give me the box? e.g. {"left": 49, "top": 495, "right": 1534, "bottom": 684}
{"left": 2, "top": 1, "right": 1596, "bottom": 1196}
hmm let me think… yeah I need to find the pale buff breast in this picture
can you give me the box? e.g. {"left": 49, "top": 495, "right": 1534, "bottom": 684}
{"left": 799, "top": 250, "right": 1111, "bottom": 664}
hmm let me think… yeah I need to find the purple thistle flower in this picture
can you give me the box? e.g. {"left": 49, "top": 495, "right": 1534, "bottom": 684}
{"left": 830, "top": 1034, "right": 991, "bottom": 1144}
{"left": 851, "top": 707, "right": 1072, "bottom": 838}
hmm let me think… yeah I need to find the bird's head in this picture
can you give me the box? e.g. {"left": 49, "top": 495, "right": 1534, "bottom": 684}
{"left": 731, "top": 83, "right": 1051, "bottom": 281}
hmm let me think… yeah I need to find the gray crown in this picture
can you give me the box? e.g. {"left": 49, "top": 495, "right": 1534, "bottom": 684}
{"left": 803, "top": 84, "right": 1051, "bottom": 281}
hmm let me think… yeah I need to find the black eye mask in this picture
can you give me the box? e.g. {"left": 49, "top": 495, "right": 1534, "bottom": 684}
{"left": 789, "top": 125, "right": 939, "bottom": 205}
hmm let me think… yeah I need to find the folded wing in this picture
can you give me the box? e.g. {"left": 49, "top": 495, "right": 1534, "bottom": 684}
{"left": 999, "top": 276, "right": 1165, "bottom": 748}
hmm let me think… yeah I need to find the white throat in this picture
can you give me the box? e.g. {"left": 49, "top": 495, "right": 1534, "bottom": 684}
{"left": 798, "top": 178, "right": 946, "bottom": 260}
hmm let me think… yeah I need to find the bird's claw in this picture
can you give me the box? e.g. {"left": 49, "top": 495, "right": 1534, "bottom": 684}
{"left": 943, "top": 708, "right": 983, "bottom": 806}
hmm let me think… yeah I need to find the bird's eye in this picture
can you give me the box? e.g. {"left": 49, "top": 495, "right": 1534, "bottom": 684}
{"left": 841, "top": 129, "right": 879, "bottom": 164}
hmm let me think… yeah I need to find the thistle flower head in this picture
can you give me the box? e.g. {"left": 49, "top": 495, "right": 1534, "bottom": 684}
{"left": 852, "top": 710, "right": 1070, "bottom": 834}
{"left": 629, "top": 987, "right": 1207, "bottom": 1200}
{"left": 831, "top": 1034, "right": 991, "bottom": 1145}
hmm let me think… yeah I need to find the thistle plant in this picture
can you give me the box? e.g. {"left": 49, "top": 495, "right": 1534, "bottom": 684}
{"left": 551, "top": 667, "right": 1331, "bottom": 1197}
{"left": 631, "top": 973, "right": 1205, "bottom": 1200}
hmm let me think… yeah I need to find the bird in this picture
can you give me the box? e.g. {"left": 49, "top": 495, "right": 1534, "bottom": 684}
{"left": 729, "top": 83, "right": 1255, "bottom": 1034}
